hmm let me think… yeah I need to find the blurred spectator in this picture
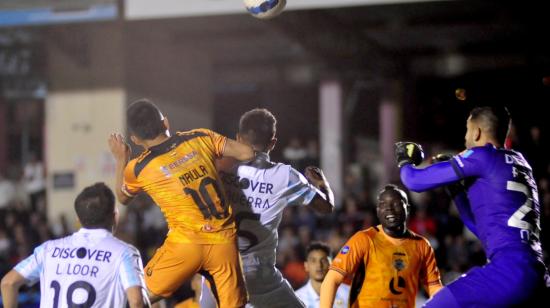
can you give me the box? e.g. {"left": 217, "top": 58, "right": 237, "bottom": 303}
{"left": 0, "top": 173, "right": 16, "bottom": 209}
{"left": 283, "top": 137, "right": 307, "bottom": 170}
{"left": 281, "top": 249, "right": 307, "bottom": 288}
{"left": 23, "top": 153, "right": 46, "bottom": 212}
{"left": 302, "top": 139, "right": 320, "bottom": 168}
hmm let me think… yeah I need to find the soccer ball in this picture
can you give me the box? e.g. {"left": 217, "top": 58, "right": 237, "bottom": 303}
{"left": 244, "top": 0, "right": 286, "bottom": 19}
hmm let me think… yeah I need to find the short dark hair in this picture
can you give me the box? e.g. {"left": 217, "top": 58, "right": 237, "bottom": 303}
{"left": 306, "top": 241, "right": 331, "bottom": 258}
{"left": 127, "top": 99, "right": 166, "bottom": 140}
{"left": 377, "top": 184, "right": 408, "bottom": 204}
{"left": 238, "top": 108, "right": 277, "bottom": 148}
{"left": 470, "top": 106, "right": 511, "bottom": 144}
{"left": 74, "top": 182, "right": 115, "bottom": 228}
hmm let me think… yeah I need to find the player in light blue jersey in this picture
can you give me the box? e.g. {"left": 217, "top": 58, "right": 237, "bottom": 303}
{"left": 1, "top": 183, "right": 146, "bottom": 308}
{"left": 395, "top": 106, "right": 549, "bottom": 307}
{"left": 200, "top": 108, "right": 335, "bottom": 308}
{"left": 295, "top": 242, "right": 349, "bottom": 308}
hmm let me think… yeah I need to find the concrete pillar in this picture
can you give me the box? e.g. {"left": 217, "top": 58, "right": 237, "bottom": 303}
{"left": 45, "top": 23, "right": 125, "bottom": 226}
{"left": 319, "top": 80, "right": 343, "bottom": 206}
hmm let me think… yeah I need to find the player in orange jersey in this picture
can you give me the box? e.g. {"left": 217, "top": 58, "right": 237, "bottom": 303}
{"left": 108, "top": 99, "right": 255, "bottom": 307}
{"left": 320, "top": 184, "right": 442, "bottom": 308}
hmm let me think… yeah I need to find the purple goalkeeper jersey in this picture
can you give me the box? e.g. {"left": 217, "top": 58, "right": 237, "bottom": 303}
{"left": 400, "top": 143, "right": 542, "bottom": 261}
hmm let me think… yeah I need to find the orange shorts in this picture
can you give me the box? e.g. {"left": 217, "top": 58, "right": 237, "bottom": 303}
{"left": 144, "top": 239, "right": 247, "bottom": 307}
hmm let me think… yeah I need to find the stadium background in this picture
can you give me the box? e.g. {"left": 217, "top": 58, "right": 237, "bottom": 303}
{"left": 0, "top": 0, "right": 549, "bottom": 306}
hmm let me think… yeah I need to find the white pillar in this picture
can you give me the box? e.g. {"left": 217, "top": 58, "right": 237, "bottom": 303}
{"left": 320, "top": 80, "right": 343, "bottom": 206}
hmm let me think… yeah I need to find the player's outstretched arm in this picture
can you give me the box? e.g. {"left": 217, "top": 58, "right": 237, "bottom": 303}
{"left": 320, "top": 270, "right": 345, "bottom": 308}
{"left": 1, "top": 270, "right": 27, "bottom": 308}
{"left": 126, "top": 286, "right": 146, "bottom": 308}
{"left": 108, "top": 133, "right": 133, "bottom": 205}
{"left": 304, "top": 166, "right": 335, "bottom": 214}
{"left": 223, "top": 138, "right": 255, "bottom": 161}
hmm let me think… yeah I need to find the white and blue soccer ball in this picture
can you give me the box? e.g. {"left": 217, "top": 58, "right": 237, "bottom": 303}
{"left": 244, "top": 0, "right": 286, "bottom": 19}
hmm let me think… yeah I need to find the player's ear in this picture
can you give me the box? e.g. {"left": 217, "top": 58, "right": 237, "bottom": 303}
{"left": 267, "top": 138, "right": 277, "bottom": 151}
{"left": 474, "top": 127, "right": 482, "bottom": 142}
{"left": 130, "top": 135, "right": 140, "bottom": 146}
{"left": 163, "top": 117, "right": 170, "bottom": 131}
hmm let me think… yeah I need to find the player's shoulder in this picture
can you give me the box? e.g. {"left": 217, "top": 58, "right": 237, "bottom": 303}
{"left": 38, "top": 235, "right": 68, "bottom": 252}
{"left": 354, "top": 226, "right": 380, "bottom": 241}
{"left": 463, "top": 143, "right": 499, "bottom": 158}
{"left": 177, "top": 128, "right": 213, "bottom": 137}
{"left": 128, "top": 148, "right": 152, "bottom": 167}
{"left": 107, "top": 236, "right": 141, "bottom": 255}
{"left": 406, "top": 229, "right": 433, "bottom": 247}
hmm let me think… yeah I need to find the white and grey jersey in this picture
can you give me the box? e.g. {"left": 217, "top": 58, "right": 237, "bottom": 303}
{"left": 14, "top": 228, "right": 145, "bottom": 308}
{"left": 220, "top": 153, "right": 319, "bottom": 295}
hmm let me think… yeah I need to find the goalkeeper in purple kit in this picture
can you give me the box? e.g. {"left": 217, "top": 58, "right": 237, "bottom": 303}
{"left": 395, "top": 106, "right": 548, "bottom": 307}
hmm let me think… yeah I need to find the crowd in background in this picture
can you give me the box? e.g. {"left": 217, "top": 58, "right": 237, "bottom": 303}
{"left": 1, "top": 126, "right": 549, "bottom": 306}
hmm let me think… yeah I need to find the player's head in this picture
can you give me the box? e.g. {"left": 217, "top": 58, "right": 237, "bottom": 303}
{"left": 465, "top": 106, "right": 511, "bottom": 149}
{"left": 376, "top": 184, "right": 409, "bottom": 232}
{"left": 74, "top": 182, "right": 118, "bottom": 231}
{"left": 237, "top": 108, "right": 277, "bottom": 153}
{"left": 304, "top": 241, "right": 331, "bottom": 283}
{"left": 127, "top": 98, "right": 169, "bottom": 144}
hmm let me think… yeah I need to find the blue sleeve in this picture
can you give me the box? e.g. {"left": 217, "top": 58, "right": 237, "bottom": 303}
{"left": 14, "top": 243, "right": 45, "bottom": 285}
{"left": 400, "top": 146, "right": 492, "bottom": 192}
{"left": 400, "top": 161, "right": 461, "bottom": 192}
{"left": 119, "top": 246, "right": 145, "bottom": 290}
{"left": 283, "top": 168, "right": 318, "bottom": 206}
{"left": 452, "top": 191, "right": 478, "bottom": 236}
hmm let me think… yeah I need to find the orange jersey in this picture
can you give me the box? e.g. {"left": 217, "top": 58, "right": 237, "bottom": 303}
{"left": 330, "top": 225, "right": 442, "bottom": 308}
{"left": 122, "top": 129, "right": 235, "bottom": 244}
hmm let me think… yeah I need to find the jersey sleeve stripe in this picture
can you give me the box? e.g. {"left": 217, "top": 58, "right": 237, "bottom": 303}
{"left": 450, "top": 158, "right": 465, "bottom": 179}
{"left": 329, "top": 266, "right": 348, "bottom": 277}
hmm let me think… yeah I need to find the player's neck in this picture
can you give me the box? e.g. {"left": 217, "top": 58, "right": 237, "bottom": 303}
{"left": 310, "top": 279, "right": 322, "bottom": 295}
{"left": 82, "top": 225, "right": 112, "bottom": 232}
{"left": 142, "top": 133, "right": 171, "bottom": 149}
{"left": 383, "top": 225, "right": 407, "bottom": 238}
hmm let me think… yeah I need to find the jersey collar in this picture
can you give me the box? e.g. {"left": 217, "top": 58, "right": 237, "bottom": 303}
{"left": 248, "top": 151, "right": 276, "bottom": 169}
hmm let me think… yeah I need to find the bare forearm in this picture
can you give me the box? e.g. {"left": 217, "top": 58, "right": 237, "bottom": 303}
{"left": 1, "top": 271, "right": 26, "bottom": 308}
{"left": 115, "top": 160, "right": 131, "bottom": 205}
{"left": 0, "top": 284, "right": 19, "bottom": 308}
{"left": 320, "top": 278, "right": 340, "bottom": 308}
{"left": 126, "top": 286, "right": 145, "bottom": 308}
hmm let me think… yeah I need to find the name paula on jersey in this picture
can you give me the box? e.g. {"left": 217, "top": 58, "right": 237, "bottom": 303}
{"left": 51, "top": 247, "right": 112, "bottom": 278}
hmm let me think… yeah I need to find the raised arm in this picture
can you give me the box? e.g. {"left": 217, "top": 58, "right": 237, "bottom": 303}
{"left": 304, "top": 166, "right": 334, "bottom": 214}
{"left": 108, "top": 133, "right": 133, "bottom": 205}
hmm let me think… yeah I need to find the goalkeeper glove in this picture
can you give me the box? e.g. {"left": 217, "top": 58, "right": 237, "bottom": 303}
{"left": 395, "top": 142, "right": 424, "bottom": 168}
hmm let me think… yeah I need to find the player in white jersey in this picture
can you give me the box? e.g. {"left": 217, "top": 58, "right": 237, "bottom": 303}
{"left": 295, "top": 242, "right": 349, "bottom": 308}
{"left": 1, "top": 183, "right": 146, "bottom": 308}
{"left": 201, "top": 108, "right": 335, "bottom": 308}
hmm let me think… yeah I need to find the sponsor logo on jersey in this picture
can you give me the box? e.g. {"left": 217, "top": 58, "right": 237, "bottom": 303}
{"left": 340, "top": 246, "right": 350, "bottom": 254}
{"left": 462, "top": 149, "right": 474, "bottom": 158}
